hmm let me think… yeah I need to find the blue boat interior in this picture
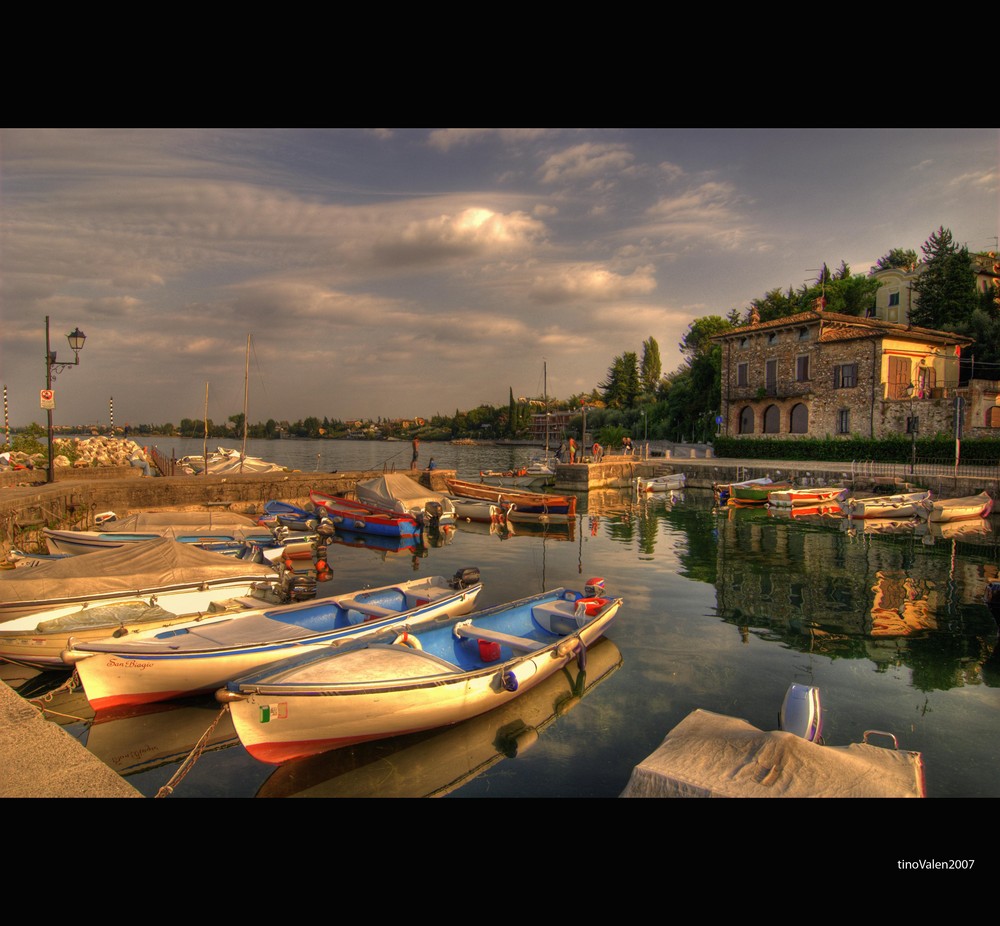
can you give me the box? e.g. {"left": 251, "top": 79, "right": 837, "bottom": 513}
{"left": 415, "top": 591, "right": 589, "bottom": 671}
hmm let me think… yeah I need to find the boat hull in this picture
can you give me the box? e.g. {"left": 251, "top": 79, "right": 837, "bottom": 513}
{"left": 224, "top": 591, "right": 621, "bottom": 764}
{"left": 309, "top": 491, "right": 420, "bottom": 537}
{"left": 915, "top": 491, "right": 993, "bottom": 523}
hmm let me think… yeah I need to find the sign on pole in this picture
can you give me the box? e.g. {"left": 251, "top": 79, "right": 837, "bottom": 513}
{"left": 40, "top": 389, "right": 55, "bottom": 410}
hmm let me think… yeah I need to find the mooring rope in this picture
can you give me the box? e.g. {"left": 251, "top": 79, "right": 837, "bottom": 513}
{"left": 155, "top": 704, "right": 231, "bottom": 799}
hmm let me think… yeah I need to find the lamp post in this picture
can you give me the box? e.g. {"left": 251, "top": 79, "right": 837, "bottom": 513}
{"left": 44, "top": 316, "right": 87, "bottom": 483}
{"left": 641, "top": 408, "right": 647, "bottom": 460}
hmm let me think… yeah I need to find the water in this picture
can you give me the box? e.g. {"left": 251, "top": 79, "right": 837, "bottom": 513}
{"left": 16, "top": 438, "right": 1000, "bottom": 797}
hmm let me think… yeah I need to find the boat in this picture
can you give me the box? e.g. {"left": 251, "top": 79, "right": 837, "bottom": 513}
{"left": 0, "top": 541, "right": 322, "bottom": 668}
{"left": 258, "top": 500, "right": 319, "bottom": 533}
{"left": 43, "top": 511, "right": 278, "bottom": 556}
{"left": 914, "top": 491, "right": 993, "bottom": 523}
{"left": 308, "top": 489, "right": 420, "bottom": 537}
{"left": 354, "top": 473, "right": 457, "bottom": 527}
{"left": 444, "top": 478, "right": 577, "bottom": 523}
{"left": 255, "top": 636, "right": 623, "bottom": 798}
{"left": 713, "top": 476, "right": 772, "bottom": 505}
{"left": 0, "top": 536, "right": 289, "bottom": 624}
{"left": 218, "top": 578, "right": 622, "bottom": 764}
{"left": 176, "top": 446, "right": 288, "bottom": 475}
{"left": 767, "top": 486, "right": 848, "bottom": 508}
{"left": 446, "top": 495, "right": 506, "bottom": 524}
{"left": 637, "top": 473, "right": 686, "bottom": 493}
{"left": 620, "top": 684, "right": 926, "bottom": 798}
{"left": 478, "top": 463, "right": 554, "bottom": 489}
{"left": 840, "top": 490, "right": 931, "bottom": 519}
{"left": 728, "top": 481, "right": 793, "bottom": 506}
{"left": 62, "top": 569, "right": 484, "bottom": 711}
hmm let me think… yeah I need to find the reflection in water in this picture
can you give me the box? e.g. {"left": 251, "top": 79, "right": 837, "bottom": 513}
{"left": 711, "top": 504, "right": 999, "bottom": 691}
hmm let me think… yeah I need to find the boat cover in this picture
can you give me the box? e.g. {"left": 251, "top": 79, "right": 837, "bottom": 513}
{"left": 619, "top": 710, "right": 925, "bottom": 798}
{"left": 356, "top": 474, "right": 453, "bottom": 515}
{"left": 106, "top": 512, "right": 260, "bottom": 529}
{"left": 0, "top": 537, "right": 277, "bottom": 609}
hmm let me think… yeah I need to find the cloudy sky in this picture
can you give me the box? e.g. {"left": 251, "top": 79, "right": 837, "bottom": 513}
{"left": 1, "top": 128, "right": 996, "bottom": 429}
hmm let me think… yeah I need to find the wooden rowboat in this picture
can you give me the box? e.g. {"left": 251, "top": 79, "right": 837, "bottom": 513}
{"left": 914, "top": 491, "right": 993, "bottom": 523}
{"left": 444, "top": 478, "right": 577, "bottom": 522}
{"left": 840, "top": 490, "right": 931, "bottom": 519}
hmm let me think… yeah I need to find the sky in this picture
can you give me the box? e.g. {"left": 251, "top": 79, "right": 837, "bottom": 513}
{"left": 1, "top": 128, "right": 997, "bottom": 430}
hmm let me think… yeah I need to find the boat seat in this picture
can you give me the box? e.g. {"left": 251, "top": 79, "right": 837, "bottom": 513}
{"left": 531, "top": 601, "right": 586, "bottom": 635}
{"left": 453, "top": 621, "right": 539, "bottom": 653}
{"left": 337, "top": 598, "right": 399, "bottom": 620}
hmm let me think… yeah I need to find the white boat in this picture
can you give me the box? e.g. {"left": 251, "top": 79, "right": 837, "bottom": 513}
{"left": 176, "top": 447, "right": 288, "bottom": 475}
{"left": 219, "top": 580, "right": 622, "bottom": 764}
{"left": 767, "top": 486, "right": 848, "bottom": 508}
{"left": 915, "top": 491, "right": 993, "bottom": 523}
{"left": 43, "top": 511, "right": 275, "bottom": 556}
{"left": 841, "top": 490, "right": 931, "bottom": 519}
{"left": 355, "top": 473, "right": 457, "bottom": 527}
{"left": 446, "top": 495, "right": 506, "bottom": 524}
{"left": 62, "top": 569, "right": 483, "bottom": 711}
{"left": 0, "top": 536, "right": 284, "bottom": 624}
{"left": 637, "top": 473, "right": 686, "bottom": 493}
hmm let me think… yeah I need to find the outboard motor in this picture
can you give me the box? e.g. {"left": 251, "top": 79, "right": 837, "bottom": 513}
{"left": 779, "top": 683, "right": 823, "bottom": 742}
{"left": 584, "top": 577, "right": 606, "bottom": 598}
{"left": 452, "top": 566, "right": 481, "bottom": 589}
{"left": 424, "top": 500, "right": 444, "bottom": 525}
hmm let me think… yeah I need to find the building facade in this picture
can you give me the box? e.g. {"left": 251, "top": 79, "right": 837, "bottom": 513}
{"left": 715, "top": 309, "right": 973, "bottom": 440}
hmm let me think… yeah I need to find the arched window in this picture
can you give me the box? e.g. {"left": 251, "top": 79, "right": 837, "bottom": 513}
{"left": 763, "top": 405, "right": 780, "bottom": 434}
{"left": 790, "top": 403, "right": 809, "bottom": 434}
{"left": 987, "top": 406, "right": 1000, "bottom": 429}
{"left": 739, "top": 406, "right": 755, "bottom": 434}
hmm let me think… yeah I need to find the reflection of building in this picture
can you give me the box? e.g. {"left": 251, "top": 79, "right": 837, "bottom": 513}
{"left": 712, "top": 509, "right": 998, "bottom": 687}
{"left": 714, "top": 309, "right": 971, "bottom": 440}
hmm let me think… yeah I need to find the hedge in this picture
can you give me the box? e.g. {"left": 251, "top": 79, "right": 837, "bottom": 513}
{"left": 713, "top": 435, "right": 1000, "bottom": 465}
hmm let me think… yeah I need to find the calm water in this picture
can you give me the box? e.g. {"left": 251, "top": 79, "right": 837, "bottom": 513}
{"left": 15, "top": 438, "right": 1000, "bottom": 797}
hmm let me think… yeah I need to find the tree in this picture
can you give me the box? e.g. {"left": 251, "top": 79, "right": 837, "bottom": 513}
{"left": 600, "top": 352, "right": 640, "bottom": 408}
{"left": 873, "top": 248, "right": 919, "bottom": 272}
{"left": 640, "top": 337, "right": 662, "bottom": 397}
{"left": 911, "top": 226, "right": 978, "bottom": 329}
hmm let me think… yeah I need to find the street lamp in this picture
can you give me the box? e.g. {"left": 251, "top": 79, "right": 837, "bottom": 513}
{"left": 44, "top": 316, "right": 87, "bottom": 483}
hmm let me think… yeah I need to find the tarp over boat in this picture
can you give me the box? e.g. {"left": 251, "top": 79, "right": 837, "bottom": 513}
{"left": 0, "top": 537, "right": 278, "bottom": 612}
{"left": 103, "top": 512, "right": 260, "bottom": 530}
{"left": 356, "top": 474, "right": 453, "bottom": 516}
{"left": 620, "top": 709, "right": 925, "bottom": 798}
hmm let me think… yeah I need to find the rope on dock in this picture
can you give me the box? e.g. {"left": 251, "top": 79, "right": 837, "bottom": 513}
{"left": 155, "top": 704, "right": 231, "bottom": 799}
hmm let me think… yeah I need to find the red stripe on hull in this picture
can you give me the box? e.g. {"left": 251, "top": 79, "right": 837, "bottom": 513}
{"left": 87, "top": 686, "right": 213, "bottom": 712}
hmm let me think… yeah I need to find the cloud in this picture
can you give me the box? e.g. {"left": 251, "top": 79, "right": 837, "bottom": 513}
{"left": 537, "top": 143, "right": 634, "bottom": 185}
{"left": 427, "top": 129, "right": 552, "bottom": 151}
{"left": 530, "top": 263, "right": 657, "bottom": 304}
{"left": 372, "top": 207, "right": 546, "bottom": 265}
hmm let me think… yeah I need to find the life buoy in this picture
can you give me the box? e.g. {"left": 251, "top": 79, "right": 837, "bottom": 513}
{"left": 574, "top": 597, "right": 608, "bottom": 617}
{"left": 393, "top": 631, "right": 423, "bottom": 650}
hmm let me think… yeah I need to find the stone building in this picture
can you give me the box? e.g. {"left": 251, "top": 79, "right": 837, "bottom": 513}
{"left": 714, "top": 308, "right": 973, "bottom": 440}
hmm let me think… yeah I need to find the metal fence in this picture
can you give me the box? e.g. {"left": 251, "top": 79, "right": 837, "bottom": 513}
{"left": 851, "top": 457, "right": 1000, "bottom": 483}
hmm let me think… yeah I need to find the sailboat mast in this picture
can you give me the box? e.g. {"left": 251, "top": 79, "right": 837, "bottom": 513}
{"left": 544, "top": 360, "right": 549, "bottom": 457}
{"left": 240, "top": 334, "right": 250, "bottom": 474}
{"left": 203, "top": 382, "right": 209, "bottom": 478}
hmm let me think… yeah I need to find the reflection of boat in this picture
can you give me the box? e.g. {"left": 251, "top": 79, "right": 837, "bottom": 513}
{"left": 220, "top": 581, "right": 621, "bottom": 764}
{"left": 63, "top": 570, "right": 484, "bottom": 711}
{"left": 840, "top": 518, "right": 918, "bottom": 536}
{"left": 841, "top": 490, "right": 931, "bottom": 519}
{"left": 768, "top": 486, "right": 847, "bottom": 508}
{"left": 325, "top": 529, "right": 423, "bottom": 557}
{"left": 506, "top": 519, "right": 576, "bottom": 541}
{"left": 915, "top": 492, "right": 993, "bottom": 523}
{"left": 916, "top": 518, "right": 994, "bottom": 543}
{"left": 256, "top": 637, "right": 623, "bottom": 798}
{"left": 621, "top": 685, "right": 926, "bottom": 798}
{"left": 355, "top": 474, "right": 457, "bottom": 527}
{"left": 637, "top": 473, "right": 686, "bottom": 493}
{"left": 85, "top": 697, "right": 239, "bottom": 777}
{"left": 768, "top": 502, "right": 843, "bottom": 519}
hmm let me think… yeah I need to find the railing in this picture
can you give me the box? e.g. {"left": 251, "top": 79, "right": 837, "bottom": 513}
{"left": 851, "top": 457, "right": 1000, "bottom": 483}
{"left": 149, "top": 445, "right": 178, "bottom": 476}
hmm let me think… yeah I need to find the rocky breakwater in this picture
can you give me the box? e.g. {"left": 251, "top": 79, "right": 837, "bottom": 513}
{"left": 1, "top": 437, "right": 151, "bottom": 484}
